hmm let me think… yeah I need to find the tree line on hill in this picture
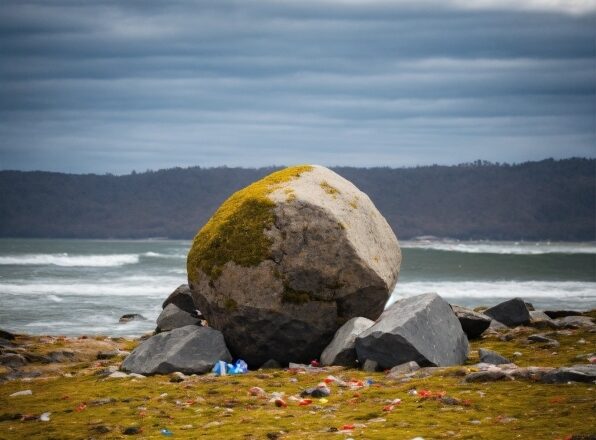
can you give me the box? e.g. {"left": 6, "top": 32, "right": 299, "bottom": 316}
{"left": 0, "top": 158, "right": 594, "bottom": 241}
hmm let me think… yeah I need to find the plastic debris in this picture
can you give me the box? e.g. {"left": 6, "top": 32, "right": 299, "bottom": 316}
{"left": 213, "top": 359, "right": 248, "bottom": 376}
{"left": 310, "top": 359, "right": 320, "bottom": 367}
{"left": 160, "top": 428, "right": 173, "bottom": 436}
{"left": 212, "top": 360, "right": 230, "bottom": 376}
{"left": 9, "top": 390, "right": 32, "bottom": 397}
{"left": 299, "top": 399, "right": 313, "bottom": 406}
{"left": 341, "top": 424, "right": 355, "bottom": 430}
{"left": 417, "top": 389, "right": 446, "bottom": 400}
{"left": 319, "top": 398, "right": 328, "bottom": 404}
{"left": 75, "top": 403, "right": 87, "bottom": 412}
{"left": 39, "top": 412, "right": 51, "bottom": 422}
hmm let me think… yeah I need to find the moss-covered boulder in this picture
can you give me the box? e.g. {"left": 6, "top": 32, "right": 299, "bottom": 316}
{"left": 187, "top": 165, "right": 401, "bottom": 366}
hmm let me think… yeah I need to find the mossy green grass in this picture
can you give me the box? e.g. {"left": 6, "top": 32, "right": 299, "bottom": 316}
{"left": 1, "top": 328, "right": 593, "bottom": 439}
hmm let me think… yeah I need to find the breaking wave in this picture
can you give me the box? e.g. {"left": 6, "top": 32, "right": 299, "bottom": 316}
{"left": 0, "top": 253, "right": 140, "bottom": 267}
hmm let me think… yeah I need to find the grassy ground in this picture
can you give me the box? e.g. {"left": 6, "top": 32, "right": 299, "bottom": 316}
{"left": 0, "top": 327, "right": 594, "bottom": 440}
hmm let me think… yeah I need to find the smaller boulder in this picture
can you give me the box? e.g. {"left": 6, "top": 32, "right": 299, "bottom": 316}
{"left": 119, "top": 314, "right": 146, "bottom": 323}
{"left": 0, "top": 353, "right": 27, "bottom": 368}
{"left": 156, "top": 303, "right": 201, "bottom": 332}
{"left": 553, "top": 316, "right": 595, "bottom": 329}
{"left": 464, "top": 370, "right": 510, "bottom": 383}
{"left": 529, "top": 311, "right": 559, "bottom": 329}
{"left": 451, "top": 305, "right": 491, "bottom": 339}
{"left": 484, "top": 298, "right": 530, "bottom": 327}
{"left": 320, "top": 317, "right": 373, "bottom": 367}
{"left": 0, "top": 329, "right": 16, "bottom": 340}
{"left": 478, "top": 348, "right": 511, "bottom": 365}
{"left": 121, "top": 325, "right": 231, "bottom": 375}
{"left": 162, "top": 284, "right": 200, "bottom": 316}
{"left": 387, "top": 361, "right": 420, "bottom": 379}
{"left": 541, "top": 364, "right": 596, "bottom": 384}
{"left": 355, "top": 293, "right": 468, "bottom": 369}
{"left": 362, "top": 359, "right": 379, "bottom": 372}
{"left": 544, "top": 310, "right": 583, "bottom": 319}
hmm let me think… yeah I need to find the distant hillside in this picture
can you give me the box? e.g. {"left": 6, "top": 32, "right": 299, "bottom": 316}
{"left": 0, "top": 158, "right": 594, "bottom": 241}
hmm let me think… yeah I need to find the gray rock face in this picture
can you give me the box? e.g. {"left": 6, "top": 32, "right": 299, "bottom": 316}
{"left": 121, "top": 325, "right": 231, "bottom": 375}
{"left": 0, "top": 353, "right": 27, "bottom": 368}
{"left": 387, "top": 361, "right": 420, "bottom": 378}
{"left": 355, "top": 293, "right": 469, "bottom": 369}
{"left": 484, "top": 298, "right": 530, "bottom": 327}
{"left": 478, "top": 348, "right": 511, "bottom": 365}
{"left": 162, "top": 284, "right": 198, "bottom": 315}
{"left": 320, "top": 317, "right": 373, "bottom": 367}
{"left": 464, "top": 370, "right": 510, "bottom": 383}
{"left": 541, "top": 364, "right": 596, "bottom": 384}
{"left": 553, "top": 316, "right": 595, "bottom": 329}
{"left": 529, "top": 311, "right": 559, "bottom": 329}
{"left": 189, "top": 165, "right": 401, "bottom": 367}
{"left": 156, "top": 303, "right": 201, "bottom": 332}
{"left": 451, "top": 305, "right": 491, "bottom": 339}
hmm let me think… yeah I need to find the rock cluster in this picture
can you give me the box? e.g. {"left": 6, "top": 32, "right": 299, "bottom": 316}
{"left": 187, "top": 165, "right": 401, "bottom": 366}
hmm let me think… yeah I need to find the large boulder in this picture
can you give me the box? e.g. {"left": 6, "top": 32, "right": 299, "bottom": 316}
{"left": 355, "top": 293, "right": 469, "bottom": 369}
{"left": 451, "top": 305, "right": 491, "bottom": 339}
{"left": 320, "top": 317, "right": 374, "bottom": 367}
{"left": 187, "top": 165, "right": 401, "bottom": 366}
{"left": 484, "top": 298, "right": 530, "bottom": 327}
{"left": 156, "top": 303, "right": 201, "bottom": 332}
{"left": 121, "top": 325, "right": 231, "bottom": 375}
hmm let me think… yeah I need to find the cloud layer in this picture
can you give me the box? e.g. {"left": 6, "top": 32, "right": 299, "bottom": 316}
{"left": 0, "top": 0, "right": 594, "bottom": 173}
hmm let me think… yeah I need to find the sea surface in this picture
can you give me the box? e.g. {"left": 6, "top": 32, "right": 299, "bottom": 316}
{"left": 0, "top": 238, "right": 594, "bottom": 336}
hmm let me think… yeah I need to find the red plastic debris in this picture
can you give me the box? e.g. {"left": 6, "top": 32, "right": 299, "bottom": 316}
{"left": 299, "top": 399, "right": 313, "bottom": 406}
{"left": 274, "top": 399, "right": 287, "bottom": 408}
{"left": 310, "top": 360, "right": 320, "bottom": 367}
{"left": 341, "top": 424, "right": 355, "bottom": 430}
{"left": 75, "top": 403, "right": 87, "bottom": 412}
{"left": 418, "top": 389, "right": 446, "bottom": 400}
{"left": 383, "top": 405, "right": 395, "bottom": 412}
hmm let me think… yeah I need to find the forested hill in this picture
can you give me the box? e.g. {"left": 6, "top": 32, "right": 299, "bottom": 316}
{"left": 0, "top": 158, "right": 594, "bottom": 241}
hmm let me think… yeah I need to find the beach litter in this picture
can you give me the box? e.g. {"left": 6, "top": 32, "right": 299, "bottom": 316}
{"left": 39, "top": 412, "right": 51, "bottom": 422}
{"left": 212, "top": 359, "right": 248, "bottom": 376}
{"left": 9, "top": 390, "right": 32, "bottom": 397}
{"left": 160, "top": 428, "right": 173, "bottom": 436}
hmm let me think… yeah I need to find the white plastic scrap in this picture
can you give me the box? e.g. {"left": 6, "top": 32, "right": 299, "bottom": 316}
{"left": 10, "top": 389, "right": 32, "bottom": 397}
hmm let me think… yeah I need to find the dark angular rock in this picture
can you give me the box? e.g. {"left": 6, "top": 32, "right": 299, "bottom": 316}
{"left": 484, "top": 298, "right": 530, "bottom": 327}
{"left": 123, "top": 426, "right": 142, "bottom": 435}
{"left": 46, "top": 350, "right": 75, "bottom": 363}
{"left": 156, "top": 303, "right": 201, "bottom": 332}
{"left": 544, "top": 310, "right": 583, "bottom": 319}
{"left": 451, "top": 305, "right": 491, "bottom": 339}
{"left": 0, "top": 353, "right": 27, "bottom": 368}
{"left": 119, "top": 314, "right": 146, "bottom": 323}
{"left": 355, "top": 293, "right": 469, "bottom": 369}
{"left": 22, "top": 352, "right": 52, "bottom": 364}
{"left": 541, "top": 364, "right": 596, "bottom": 384}
{"left": 162, "top": 284, "right": 199, "bottom": 315}
{"left": 121, "top": 325, "right": 231, "bottom": 375}
{"left": 0, "top": 329, "right": 16, "bottom": 340}
{"left": 464, "top": 370, "right": 510, "bottom": 382}
{"left": 528, "top": 334, "right": 554, "bottom": 343}
{"left": 97, "top": 350, "right": 120, "bottom": 360}
{"left": 478, "top": 348, "right": 511, "bottom": 365}
{"left": 320, "top": 317, "right": 373, "bottom": 367}
{"left": 300, "top": 385, "right": 331, "bottom": 398}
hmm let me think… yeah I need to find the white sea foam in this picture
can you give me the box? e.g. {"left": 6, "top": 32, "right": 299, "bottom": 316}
{"left": 401, "top": 240, "right": 596, "bottom": 255}
{"left": 389, "top": 280, "right": 596, "bottom": 308}
{"left": 142, "top": 252, "right": 186, "bottom": 259}
{"left": 0, "top": 253, "right": 140, "bottom": 267}
{"left": 0, "top": 277, "right": 183, "bottom": 297}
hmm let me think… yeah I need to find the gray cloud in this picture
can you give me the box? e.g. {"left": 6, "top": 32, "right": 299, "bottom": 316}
{"left": 0, "top": 0, "right": 594, "bottom": 173}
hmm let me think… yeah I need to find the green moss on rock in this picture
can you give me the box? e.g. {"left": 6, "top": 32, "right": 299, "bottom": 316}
{"left": 187, "top": 165, "right": 313, "bottom": 281}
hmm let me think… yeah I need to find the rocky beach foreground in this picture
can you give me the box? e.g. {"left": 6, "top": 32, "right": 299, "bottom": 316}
{"left": 0, "top": 308, "right": 594, "bottom": 440}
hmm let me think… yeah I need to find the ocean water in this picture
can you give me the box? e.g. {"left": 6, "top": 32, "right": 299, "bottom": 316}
{"left": 0, "top": 238, "right": 594, "bottom": 336}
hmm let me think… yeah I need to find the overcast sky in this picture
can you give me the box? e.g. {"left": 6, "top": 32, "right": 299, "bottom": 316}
{"left": 0, "top": 0, "right": 594, "bottom": 174}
